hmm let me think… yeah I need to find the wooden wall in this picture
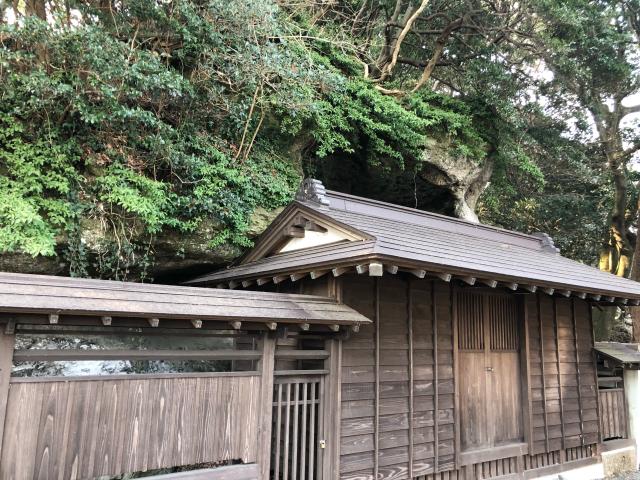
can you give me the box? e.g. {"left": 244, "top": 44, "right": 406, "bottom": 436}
{"left": 0, "top": 374, "right": 261, "bottom": 480}
{"left": 337, "top": 276, "right": 600, "bottom": 480}
{"left": 339, "top": 276, "right": 454, "bottom": 480}
{"left": 525, "top": 294, "right": 599, "bottom": 455}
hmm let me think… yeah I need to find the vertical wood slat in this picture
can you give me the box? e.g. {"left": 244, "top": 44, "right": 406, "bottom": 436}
{"left": 521, "top": 295, "right": 533, "bottom": 457}
{"left": 300, "top": 383, "right": 307, "bottom": 480}
{"left": 274, "top": 384, "right": 283, "bottom": 480}
{"left": 452, "top": 285, "right": 460, "bottom": 469}
{"left": 292, "top": 383, "right": 299, "bottom": 480}
{"left": 408, "top": 278, "right": 414, "bottom": 479}
{"left": 553, "top": 298, "right": 566, "bottom": 455}
{"left": 538, "top": 294, "right": 550, "bottom": 452}
{"left": 374, "top": 278, "right": 380, "bottom": 480}
{"left": 258, "top": 333, "right": 276, "bottom": 480}
{"left": 324, "top": 338, "right": 342, "bottom": 480}
{"left": 589, "top": 305, "right": 603, "bottom": 446}
{"left": 283, "top": 383, "right": 291, "bottom": 480}
{"left": 432, "top": 281, "right": 440, "bottom": 473}
{"left": 0, "top": 328, "right": 15, "bottom": 461}
{"left": 309, "top": 382, "right": 315, "bottom": 480}
{"left": 571, "top": 299, "right": 585, "bottom": 446}
{"left": 317, "top": 375, "right": 324, "bottom": 480}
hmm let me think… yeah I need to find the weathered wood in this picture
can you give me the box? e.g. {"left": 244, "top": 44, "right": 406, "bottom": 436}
{"left": 0, "top": 329, "right": 15, "bottom": 461}
{"left": 452, "top": 286, "right": 460, "bottom": 468}
{"left": 521, "top": 295, "right": 534, "bottom": 455}
{"left": 257, "top": 333, "right": 275, "bottom": 480}
{"left": 432, "top": 281, "right": 440, "bottom": 472}
{"left": 407, "top": 278, "right": 414, "bottom": 478}
{"left": 538, "top": 294, "right": 550, "bottom": 452}
{"left": 374, "top": 278, "right": 380, "bottom": 480}
{"left": 571, "top": 299, "right": 585, "bottom": 446}
{"left": 0, "top": 375, "right": 261, "bottom": 479}
{"left": 553, "top": 298, "right": 566, "bottom": 451}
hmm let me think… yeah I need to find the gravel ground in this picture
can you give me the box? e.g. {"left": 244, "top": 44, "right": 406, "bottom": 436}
{"left": 608, "top": 472, "right": 640, "bottom": 479}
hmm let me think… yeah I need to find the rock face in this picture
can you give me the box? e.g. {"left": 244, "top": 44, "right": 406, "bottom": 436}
{"left": 0, "top": 207, "right": 284, "bottom": 282}
{"left": 418, "top": 137, "right": 493, "bottom": 223}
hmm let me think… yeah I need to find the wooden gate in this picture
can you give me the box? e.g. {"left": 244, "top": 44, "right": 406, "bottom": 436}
{"left": 271, "top": 373, "right": 325, "bottom": 480}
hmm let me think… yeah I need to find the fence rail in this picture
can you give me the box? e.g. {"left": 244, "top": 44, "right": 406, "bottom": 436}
{"left": 599, "top": 388, "right": 627, "bottom": 440}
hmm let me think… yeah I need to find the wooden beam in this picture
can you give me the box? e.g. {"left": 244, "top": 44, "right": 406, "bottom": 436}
{"left": 273, "top": 275, "right": 289, "bottom": 284}
{"left": 257, "top": 334, "right": 276, "bottom": 480}
{"left": 332, "top": 266, "right": 351, "bottom": 277}
{"left": 241, "top": 279, "right": 255, "bottom": 288}
{"left": 147, "top": 318, "right": 160, "bottom": 328}
{"left": 521, "top": 285, "right": 537, "bottom": 293}
{"left": 266, "top": 322, "right": 277, "bottom": 331}
{"left": 479, "top": 279, "right": 498, "bottom": 288}
{"left": 229, "top": 321, "right": 242, "bottom": 330}
{"left": 191, "top": 319, "right": 203, "bottom": 329}
{"left": 310, "top": 270, "right": 329, "bottom": 280}
{"left": 49, "top": 313, "right": 59, "bottom": 324}
{"left": 368, "top": 262, "right": 384, "bottom": 277}
{"left": 285, "top": 226, "right": 305, "bottom": 238}
{"left": 557, "top": 289, "right": 571, "bottom": 297}
{"left": 574, "top": 292, "right": 587, "bottom": 299}
{"left": 541, "top": 287, "right": 554, "bottom": 295}
{"left": 257, "top": 277, "right": 272, "bottom": 286}
{"left": 101, "top": 316, "right": 112, "bottom": 326}
{"left": 228, "top": 280, "right": 239, "bottom": 289}
{"left": 458, "top": 276, "right": 476, "bottom": 286}
{"left": 355, "top": 264, "right": 369, "bottom": 275}
{"left": 409, "top": 269, "right": 426, "bottom": 279}
{"left": 435, "top": 272, "right": 452, "bottom": 282}
{"left": 300, "top": 323, "right": 310, "bottom": 331}
{"left": 503, "top": 282, "right": 518, "bottom": 291}
{"left": 289, "top": 272, "right": 307, "bottom": 282}
{"left": 329, "top": 324, "right": 340, "bottom": 332}
{"left": 385, "top": 265, "right": 399, "bottom": 274}
{"left": 0, "top": 329, "right": 15, "bottom": 461}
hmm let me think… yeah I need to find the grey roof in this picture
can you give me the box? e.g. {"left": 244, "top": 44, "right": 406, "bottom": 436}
{"left": 0, "top": 272, "right": 369, "bottom": 326}
{"left": 187, "top": 181, "right": 640, "bottom": 301}
{"left": 595, "top": 342, "right": 640, "bottom": 366}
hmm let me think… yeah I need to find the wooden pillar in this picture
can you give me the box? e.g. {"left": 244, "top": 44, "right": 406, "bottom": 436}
{"left": 373, "top": 278, "right": 380, "bottom": 480}
{"left": 520, "top": 295, "right": 533, "bottom": 457}
{"left": 553, "top": 298, "right": 566, "bottom": 461}
{"left": 407, "top": 278, "right": 414, "bottom": 478}
{"left": 0, "top": 326, "right": 15, "bottom": 461}
{"left": 571, "top": 299, "right": 585, "bottom": 446}
{"left": 432, "top": 281, "right": 439, "bottom": 473}
{"left": 257, "top": 332, "right": 276, "bottom": 480}
{"left": 452, "top": 284, "right": 460, "bottom": 468}
{"left": 539, "top": 294, "right": 550, "bottom": 452}
{"left": 322, "top": 337, "right": 343, "bottom": 480}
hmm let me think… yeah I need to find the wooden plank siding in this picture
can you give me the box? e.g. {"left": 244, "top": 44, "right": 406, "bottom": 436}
{"left": 0, "top": 374, "right": 261, "bottom": 480}
{"left": 339, "top": 279, "right": 598, "bottom": 480}
{"left": 339, "top": 276, "right": 454, "bottom": 480}
{"left": 525, "top": 294, "right": 599, "bottom": 456}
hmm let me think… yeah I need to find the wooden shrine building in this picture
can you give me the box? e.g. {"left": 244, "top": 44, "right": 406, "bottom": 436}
{"left": 2, "top": 179, "right": 640, "bottom": 480}
{"left": 186, "top": 179, "right": 640, "bottom": 480}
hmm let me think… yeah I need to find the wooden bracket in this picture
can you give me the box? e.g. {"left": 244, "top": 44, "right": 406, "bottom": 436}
{"left": 49, "top": 314, "right": 59, "bottom": 324}
{"left": 479, "top": 279, "right": 498, "bottom": 288}
{"left": 355, "top": 264, "right": 369, "bottom": 275}
{"left": 101, "top": 316, "right": 112, "bottom": 326}
{"left": 521, "top": 285, "right": 537, "bottom": 293}
{"left": 228, "top": 280, "right": 239, "bottom": 289}
{"left": 410, "top": 269, "right": 427, "bottom": 279}
{"left": 351, "top": 324, "right": 360, "bottom": 333}
{"left": 230, "top": 321, "right": 242, "bottom": 330}
{"left": 266, "top": 322, "right": 277, "bottom": 331}
{"left": 4, "top": 320, "right": 15, "bottom": 335}
{"left": 332, "top": 266, "right": 351, "bottom": 277}
{"left": 435, "top": 272, "right": 452, "bottom": 282}
{"left": 257, "top": 277, "right": 272, "bottom": 286}
{"left": 191, "top": 319, "right": 203, "bottom": 329}
{"left": 503, "top": 282, "right": 518, "bottom": 291}
{"left": 241, "top": 279, "right": 255, "bottom": 288}
{"left": 329, "top": 324, "right": 340, "bottom": 332}
{"left": 300, "top": 323, "right": 310, "bottom": 331}
{"left": 459, "top": 276, "right": 476, "bottom": 286}
{"left": 385, "top": 265, "right": 399, "bottom": 274}
{"left": 273, "top": 275, "right": 289, "bottom": 284}
{"left": 557, "top": 289, "right": 571, "bottom": 297}
{"left": 147, "top": 318, "right": 160, "bottom": 328}
{"left": 310, "top": 270, "right": 329, "bottom": 280}
{"left": 290, "top": 272, "right": 307, "bottom": 282}
{"left": 541, "top": 287, "right": 555, "bottom": 295}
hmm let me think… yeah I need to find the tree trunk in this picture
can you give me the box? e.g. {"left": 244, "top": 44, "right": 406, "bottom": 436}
{"left": 628, "top": 196, "right": 640, "bottom": 342}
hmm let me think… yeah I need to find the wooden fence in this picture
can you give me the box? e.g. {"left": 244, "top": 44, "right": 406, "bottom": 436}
{"left": 599, "top": 388, "right": 627, "bottom": 440}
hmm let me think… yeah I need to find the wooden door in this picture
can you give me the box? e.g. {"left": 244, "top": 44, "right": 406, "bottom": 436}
{"left": 458, "top": 292, "right": 523, "bottom": 451}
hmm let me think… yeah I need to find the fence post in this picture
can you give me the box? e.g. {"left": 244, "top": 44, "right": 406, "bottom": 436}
{"left": 0, "top": 325, "right": 15, "bottom": 461}
{"left": 257, "top": 332, "right": 276, "bottom": 480}
{"left": 623, "top": 369, "right": 640, "bottom": 468}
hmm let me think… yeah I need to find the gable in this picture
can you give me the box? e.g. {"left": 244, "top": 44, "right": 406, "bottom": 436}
{"left": 241, "top": 203, "right": 369, "bottom": 264}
